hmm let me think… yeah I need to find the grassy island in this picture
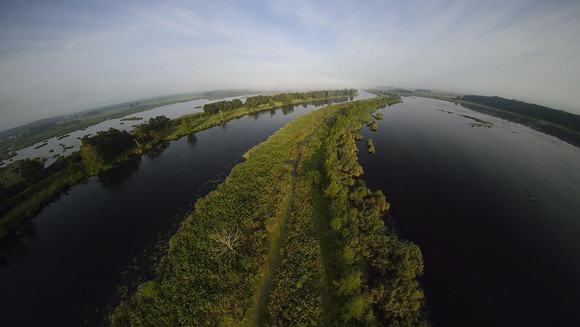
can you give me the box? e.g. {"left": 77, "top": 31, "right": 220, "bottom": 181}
{"left": 110, "top": 95, "right": 428, "bottom": 326}
{"left": 119, "top": 117, "right": 143, "bottom": 121}
{"left": 367, "top": 138, "right": 376, "bottom": 154}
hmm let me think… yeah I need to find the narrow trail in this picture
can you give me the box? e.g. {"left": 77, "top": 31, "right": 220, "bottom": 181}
{"left": 249, "top": 129, "right": 322, "bottom": 327}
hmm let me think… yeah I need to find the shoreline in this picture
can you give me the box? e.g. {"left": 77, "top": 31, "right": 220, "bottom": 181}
{"left": 390, "top": 91, "right": 580, "bottom": 148}
{"left": 0, "top": 93, "right": 357, "bottom": 249}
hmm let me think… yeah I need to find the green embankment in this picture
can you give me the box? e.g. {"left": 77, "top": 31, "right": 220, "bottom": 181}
{"left": 0, "top": 154, "right": 87, "bottom": 239}
{"left": 110, "top": 95, "right": 428, "bottom": 326}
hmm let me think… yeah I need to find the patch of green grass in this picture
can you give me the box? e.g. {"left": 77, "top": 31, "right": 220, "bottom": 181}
{"left": 460, "top": 115, "right": 493, "bottom": 128}
{"left": 120, "top": 117, "right": 143, "bottom": 121}
{"left": 367, "top": 138, "right": 375, "bottom": 154}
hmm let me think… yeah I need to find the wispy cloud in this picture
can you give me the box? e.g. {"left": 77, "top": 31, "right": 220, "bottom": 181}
{"left": 1, "top": 0, "right": 579, "bottom": 130}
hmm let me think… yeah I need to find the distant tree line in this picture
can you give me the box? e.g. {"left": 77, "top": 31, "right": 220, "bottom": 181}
{"left": 202, "top": 99, "right": 244, "bottom": 115}
{"left": 203, "top": 89, "right": 358, "bottom": 115}
{"left": 462, "top": 95, "right": 580, "bottom": 132}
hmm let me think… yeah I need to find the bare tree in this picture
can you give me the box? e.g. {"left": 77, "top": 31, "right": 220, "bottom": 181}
{"left": 209, "top": 227, "right": 241, "bottom": 256}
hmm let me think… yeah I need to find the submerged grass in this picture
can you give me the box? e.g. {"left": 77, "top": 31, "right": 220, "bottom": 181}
{"left": 460, "top": 114, "right": 494, "bottom": 128}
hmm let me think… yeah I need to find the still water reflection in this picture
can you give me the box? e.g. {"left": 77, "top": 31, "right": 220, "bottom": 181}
{"left": 0, "top": 91, "right": 375, "bottom": 326}
{"left": 356, "top": 96, "right": 580, "bottom": 327}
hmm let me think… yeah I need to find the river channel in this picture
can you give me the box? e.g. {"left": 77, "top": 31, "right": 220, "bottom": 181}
{"left": 0, "top": 91, "right": 374, "bottom": 326}
{"left": 356, "top": 96, "right": 580, "bottom": 327}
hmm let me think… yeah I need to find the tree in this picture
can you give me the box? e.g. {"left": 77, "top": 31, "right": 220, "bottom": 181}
{"left": 19, "top": 159, "right": 45, "bottom": 184}
{"left": 134, "top": 116, "right": 171, "bottom": 141}
{"left": 81, "top": 143, "right": 106, "bottom": 172}
{"left": 209, "top": 227, "right": 241, "bottom": 256}
{"left": 281, "top": 93, "right": 293, "bottom": 105}
{"left": 80, "top": 128, "right": 135, "bottom": 173}
{"left": 247, "top": 98, "right": 258, "bottom": 110}
{"left": 181, "top": 116, "right": 194, "bottom": 133}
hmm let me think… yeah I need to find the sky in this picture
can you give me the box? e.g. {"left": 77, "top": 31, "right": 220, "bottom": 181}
{"left": 1, "top": 0, "right": 580, "bottom": 131}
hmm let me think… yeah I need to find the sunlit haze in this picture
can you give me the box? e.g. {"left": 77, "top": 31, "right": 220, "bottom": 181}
{"left": 1, "top": 0, "right": 579, "bottom": 131}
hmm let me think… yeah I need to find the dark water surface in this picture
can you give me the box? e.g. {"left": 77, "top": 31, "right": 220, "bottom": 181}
{"left": 0, "top": 92, "right": 374, "bottom": 326}
{"left": 357, "top": 97, "right": 580, "bottom": 327}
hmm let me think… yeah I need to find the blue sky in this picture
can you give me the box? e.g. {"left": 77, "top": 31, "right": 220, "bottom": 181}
{"left": 1, "top": 0, "right": 580, "bottom": 130}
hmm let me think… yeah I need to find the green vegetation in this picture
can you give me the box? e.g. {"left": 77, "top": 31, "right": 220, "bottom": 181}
{"left": 379, "top": 88, "right": 461, "bottom": 103}
{"left": 381, "top": 88, "right": 580, "bottom": 147}
{"left": 0, "top": 154, "right": 86, "bottom": 239}
{"left": 367, "top": 139, "right": 376, "bottom": 154}
{"left": 370, "top": 121, "right": 378, "bottom": 131}
{"left": 375, "top": 113, "right": 384, "bottom": 120}
{"left": 527, "top": 190, "right": 539, "bottom": 206}
{"left": 80, "top": 128, "right": 136, "bottom": 173}
{"left": 0, "top": 94, "right": 205, "bottom": 161}
{"left": 34, "top": 143, "right": 48, "bottom": 149}
{"left": 202, "top": 89, "right": 357, "bottom": 116}
{"left": 462, "top": 95, "right": 580, "bottom": 131}
{"left": 460, "top": 95, "right": 580, "bottom": 146}
{"left": 110, "top": 94, "right": 427, "bottom": 326}
{"left": 0, "top": 89, "right": 360, "bottom": 245}
{"left": 460, "top": 115, "right": 493, "bottom": 128}
{"left": 133, "top": 116, "right": 172, "bottom": 143}
{"left": 120, "top": 117, "right": 143, "bottom": 121}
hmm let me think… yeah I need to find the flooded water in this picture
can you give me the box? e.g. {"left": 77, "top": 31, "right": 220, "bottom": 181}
{"left": 0, "top": 95, "right": 252, "bottom": 167}
{"left": 356, "top": 96, "right": 580, "bottom": 327}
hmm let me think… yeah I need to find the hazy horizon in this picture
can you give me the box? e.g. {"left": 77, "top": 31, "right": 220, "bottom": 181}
{"left": 1, "top": 0, "right": 580, "bottom": 131}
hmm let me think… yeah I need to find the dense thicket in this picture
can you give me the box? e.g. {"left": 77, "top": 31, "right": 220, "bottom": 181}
{"left": 296, "top": 96, "right": 426, "bottom": 327}
{"left": 80, "top": 128, "right": 135, "bottom": 173}
{"left": 110, "top": 95, "right": 428, "bottom": 326}
{"left": 133, "top": 115, "right": 173, "bottom": 142}
{"left": 201, "top": 99, "right": 244, "bottom": 115}
{"left": 461, "top": 95, "right": 580, "bottom": 132}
